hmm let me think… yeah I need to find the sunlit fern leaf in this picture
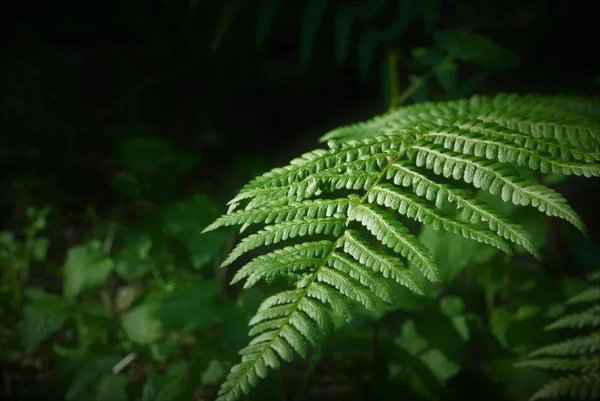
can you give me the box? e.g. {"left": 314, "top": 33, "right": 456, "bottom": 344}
{"left": 222, "top": 217, "right": 346, "bottom": 267}
{"left": 204, "top": 94, "right": 600, "bottom": 401}
{"left": 407, "top": 144, "right": 586, "bottom": 231}
{"left": 517, "top": 278, "right": 600, "bottom": 400}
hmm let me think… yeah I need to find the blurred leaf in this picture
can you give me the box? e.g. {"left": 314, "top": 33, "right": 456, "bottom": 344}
{"left": 150, "top": 334, "right": 180, "bottom": 362}
{"left": 395, "top": 319, "right": 428, "bottom": 356}
{"left": 97, "top": 375, "right": 129, "bottom": 401}
{"left": 420, "top": 349, "right": 460, "bottom": 385}
{"left": 353, "top": 0, "right": 386, "bottom": 18}
{"left": 491, "top": 307, "right": 512, "bottom": 348}
{"left": 408, "top": 74, "right": 428, "bottom": 103}
{"left": 162, "top": 194, "right": 226, "bottom": 269}
{"left": 122, "top": 304, "right": 163, "bottom": 345}
{"left": 423, "top": 0, "right": 441, "bottom": 33}
{"left": 63, "top": 240, "right": 113, "bottom": 300}
{"left": 416, "top": 224, "right": 479, "bottom": 286}
{"left": 357, "top": 25, "right": 381, "bottom": 83}
{"left": 334, "top": 3, "right": 354, "bottom": 67}
{"left": 155, "top": 279, "right": 220, "bottom": 332}
{"left": 0, "top": 231, "right": 16, "bottom": 261}
{"left": 439, "top": 296, "right": 465, "bottom": 317}
{"left": 383, "top": 2, "right": 422, "bottom": 40}
{"left": 435, "top": 30, "right": 521, "bottom": 70}
{"left": 412, "top": 47, "right": 446, "bottom": 68}
{"left": 19, "top": 290, "right": 68, "bottom": 350}
{"left": 31, "top": 237, "right": 50, "bottom": 262}
{"left": 115, "top": 286, "right": 141, "bottom": 313}
{"left": 256, "top": 0, "right": 283, "bottom": 50}
{"left": 65, "top": 356, "right": 120, "bottom": 401}
{"left": 141, "top": 376, "right": 190, "bottom": 401}
{"left": 217, "top": 303, "right": 249, "bottom": 358}
{"left": 211, "top": 0, "right": 242, "bottom": 51}
{"left": 188, "top": 230, "right": 228, "bottom": 269}
{"left": 300, "top": 0, "right": 328, "bottom": 65}
{"left": 434, "top": 60, "right": 458, "bottom": 93}
{"left": 115, "top": 248, "right": 152, "bottom": 282}
{"left": 201, "top": 359, "right": 227, "bottom": 385}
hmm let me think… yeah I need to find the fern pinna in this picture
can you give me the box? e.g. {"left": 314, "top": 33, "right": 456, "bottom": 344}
{"left": 516, "top": 270, "right": 600, "bottom": 401}
{"left": 203, "top": 93, "right": 600, "bottom": 401}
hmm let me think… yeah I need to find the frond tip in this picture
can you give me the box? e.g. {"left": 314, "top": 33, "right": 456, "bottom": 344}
{"left": 205, "top": 93, "right": 600, "bottom": 401}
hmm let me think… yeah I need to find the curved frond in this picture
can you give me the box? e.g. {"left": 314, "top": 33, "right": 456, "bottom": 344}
{"left": 207, "top": 93, "right": 599, "bottom": 401}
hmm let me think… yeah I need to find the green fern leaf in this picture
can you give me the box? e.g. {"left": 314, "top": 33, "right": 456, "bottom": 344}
{"left": 528, "top": 332, "right": 600, "bottom": 357}
{"left": 530, "top": 374, "right": 600, "bottom": 401}
{"left": 206, "top": 94, "right": 599, "bottom": 401}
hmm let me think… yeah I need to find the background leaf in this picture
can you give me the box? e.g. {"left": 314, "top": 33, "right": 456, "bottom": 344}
{"left": 300, "top": 0, "right": 329, "bottom": 65}
{"left": 63, "top": 241, "right": 113, "bottom": 300}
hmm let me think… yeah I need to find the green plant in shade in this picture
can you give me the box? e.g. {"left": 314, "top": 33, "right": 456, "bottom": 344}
{"left": 203, "top": 93, "right": 600, "bottom": 400}
{"left": 516, "top": 270, "right": 600, "bottom": 401}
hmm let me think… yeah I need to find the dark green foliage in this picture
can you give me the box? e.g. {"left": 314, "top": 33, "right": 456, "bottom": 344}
{"left": 516, "top": 272, "right": 600, "bottom": 400}
{"left": 204, "top": 93, "right": 600, "bottom": 400}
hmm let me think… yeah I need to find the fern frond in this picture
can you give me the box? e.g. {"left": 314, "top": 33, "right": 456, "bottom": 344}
{"left": 545, "top": 305, "right": 600, "bottom": 330}
{"left": 528, "top": 332, "right": 600, "bottom": 357}
{"left": 386, "top": 160, "right": 538, "bottom": 256}
{"left": 519, "top": 275, "right": 600, "bottom": 400}
{"left": 407, "top": 144, "right": 585, "bottom": 231}
{"left": 529, "top": 374, "right": 600, "bottom": 401}
{"left": 516, "top": 357, "right": 600, "bottom": 373}
{"left": 205, "top": 93, "right": 599, "bottom": 401}
{"left": 368, "top": 183, "right": 511, "bottom": 252}
{"left": 567, "top": 287, "right": 600, "bottom": 305}
{"left": 422, "top": 128, "right": 600, "bottom": 177}
{"left": 231, "top": 240, "right": 333, "bottom": 287}
{"left": 222, "top": 217, "right": 346, "bottom": 267}
{"left": 340, "top": 229, "right": 424, "bottom": 293}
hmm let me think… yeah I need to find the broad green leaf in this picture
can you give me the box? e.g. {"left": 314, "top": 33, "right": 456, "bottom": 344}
{"left": 122, "top": 304, "right": 163, "bottom": 345}
{"left": 97, "top": 374, "right": 129, "bottom": 401}
{"left": 300, "top": 0, "right": 328, "bottom": 65}
{"left": 63, "top": 240, "right": 113, "bottom": 299}
{"left": 435, "top": 30, "right": 521, "bottom": 70}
